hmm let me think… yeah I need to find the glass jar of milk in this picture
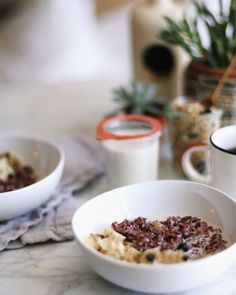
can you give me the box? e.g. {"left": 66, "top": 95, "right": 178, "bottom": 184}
{"left": 97, "top": 114, "right": 162, "bottom": 189}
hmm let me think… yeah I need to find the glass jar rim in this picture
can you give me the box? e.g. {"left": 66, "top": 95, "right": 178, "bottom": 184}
{"left": 96, "top": 114, "right": 162, "bottom": 141}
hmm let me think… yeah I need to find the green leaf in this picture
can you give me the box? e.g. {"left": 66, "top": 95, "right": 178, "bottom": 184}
{"left": 219, "top": 0, "right": 224, "bottom": 17}
{"left": 160, "top": 1, "right": 236, "bottom": 67}
{"left": 110, "top": 81, "right": 166, "bottom": 117}
{"left": 230, "top": 0, "right": 236, "bottom": 10}
{"left": 195, "top": 3, "right": 217, "bottom": 24}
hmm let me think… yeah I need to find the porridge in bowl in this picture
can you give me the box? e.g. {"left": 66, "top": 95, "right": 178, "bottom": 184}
{"left": 0, "top": 152, "right": 37, "bottom": 192}
{"left": 73, "top": 180, "right": 236, "bottom": 292}
{"left": 89, "top": 216, "right": 229, "bottom": 264}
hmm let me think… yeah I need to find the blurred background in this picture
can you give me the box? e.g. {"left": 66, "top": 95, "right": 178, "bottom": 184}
{"left": 0, "top": 0, "right": 231, "bottom": 97}
{"left": 0, "top": 0, "right": 134, "bottom": 85}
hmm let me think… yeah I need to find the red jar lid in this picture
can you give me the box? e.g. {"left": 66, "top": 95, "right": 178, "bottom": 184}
{"left": 96, "top": 114, "right": 162, "bottom": 141}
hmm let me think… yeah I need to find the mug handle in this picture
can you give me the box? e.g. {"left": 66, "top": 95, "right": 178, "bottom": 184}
{"left": 181, "top": 143, "right": 211, "bottom": 184}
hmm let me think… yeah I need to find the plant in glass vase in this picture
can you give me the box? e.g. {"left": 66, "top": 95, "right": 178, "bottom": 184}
{"left": 161, "top": 0, "right": 236, "bottom": 125}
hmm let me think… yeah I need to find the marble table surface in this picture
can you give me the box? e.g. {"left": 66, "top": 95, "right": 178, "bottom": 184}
{"left": 0, "top": 80, "right": 236, "bottom": 295}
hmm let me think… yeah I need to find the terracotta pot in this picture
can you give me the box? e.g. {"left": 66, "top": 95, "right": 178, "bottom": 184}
{"left": 185, "top": 62, "right": 236, "bottom": 126}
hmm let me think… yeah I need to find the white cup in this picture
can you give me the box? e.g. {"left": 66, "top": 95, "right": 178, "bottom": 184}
{"left": 181, "top": 125, "right": 236, "bottom": 200}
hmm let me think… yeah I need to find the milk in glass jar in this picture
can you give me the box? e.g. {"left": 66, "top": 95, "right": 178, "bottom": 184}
{"left": 96, "top": 115, "right": 162, "bottom": 189}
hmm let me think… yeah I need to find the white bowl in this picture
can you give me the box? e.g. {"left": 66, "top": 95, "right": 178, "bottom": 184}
{"left": 0, "top": 136, "right": 64, "bottom": 221}
{"left": 72, "top": 180, "right": 236, "bottom": 293}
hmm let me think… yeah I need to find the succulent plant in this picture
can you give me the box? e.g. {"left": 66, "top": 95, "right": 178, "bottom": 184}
{"left": 161, "top": 0, "right": 236, "bottom": 68}
{"left": 110, "top": 81, "right": 166, "bottom": 117}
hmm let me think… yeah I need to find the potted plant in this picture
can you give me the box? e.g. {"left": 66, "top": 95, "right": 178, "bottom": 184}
{"left": 160, "top": 0, "right": 236, "bottom": 125}
{"left": 109, "top": 81, "right": 167, "bottom": 126}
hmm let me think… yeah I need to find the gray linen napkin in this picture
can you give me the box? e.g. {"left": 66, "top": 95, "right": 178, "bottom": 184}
{"left": 0, "top": 137, "right": 105, "bottom": 251}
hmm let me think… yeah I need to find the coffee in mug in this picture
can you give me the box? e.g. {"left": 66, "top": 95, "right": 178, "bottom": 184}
{"left": 227, "top": 147, "right": 236, "bottom": 154}
{"left": 181, "top": 125, "right": 236, "bottom": 200}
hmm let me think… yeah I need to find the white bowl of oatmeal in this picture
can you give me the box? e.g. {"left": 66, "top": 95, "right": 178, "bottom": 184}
{"left": 0, "top": 136, "right": 64, "bottom": 220}
{"left": 72, "top": 180, "right": 236, "bottom": 293}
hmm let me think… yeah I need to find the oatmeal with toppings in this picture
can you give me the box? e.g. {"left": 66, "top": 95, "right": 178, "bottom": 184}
{"left": 0, "top": 152, "right": 37, "bottom": 192}
{"left": 89, "top": 216, "right": 229, "bottom": 264}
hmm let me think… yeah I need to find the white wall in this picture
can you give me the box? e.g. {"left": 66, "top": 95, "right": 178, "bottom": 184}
{"left": 0, "top": 0, "right": 132, "bottom": 85}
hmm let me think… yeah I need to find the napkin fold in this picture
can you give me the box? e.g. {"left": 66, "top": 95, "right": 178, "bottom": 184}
{"left": 0, "top": 137, "right": 105, "bottom": 251}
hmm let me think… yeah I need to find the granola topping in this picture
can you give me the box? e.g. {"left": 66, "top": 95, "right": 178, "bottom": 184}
{"left": 0, "top": 152, "right": 37, "bottom": 192}
{"left": 89, "top": 216, "right": 229, "bottom": 264}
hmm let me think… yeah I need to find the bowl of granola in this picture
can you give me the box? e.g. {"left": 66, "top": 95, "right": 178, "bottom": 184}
{"left": 0, "top": 136, "right": 64, "bottom": 220}
{"left": 72, "top": 180, "right": 236, "bottom": 293}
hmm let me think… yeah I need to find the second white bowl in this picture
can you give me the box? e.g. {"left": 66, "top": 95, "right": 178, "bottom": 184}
{"left": 0, "top": 136, "right": 64, "bottom": 221}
